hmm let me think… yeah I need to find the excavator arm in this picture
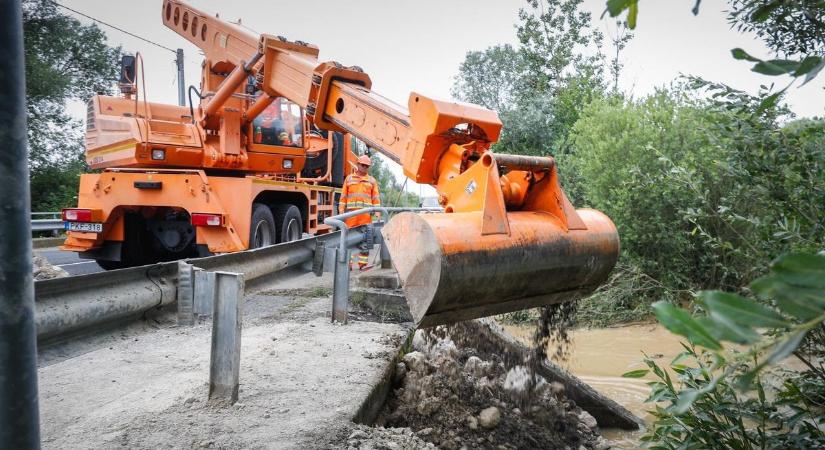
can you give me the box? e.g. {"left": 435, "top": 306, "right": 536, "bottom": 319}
{"left": 162, "top": 1, "right": 619, "bottom": 327}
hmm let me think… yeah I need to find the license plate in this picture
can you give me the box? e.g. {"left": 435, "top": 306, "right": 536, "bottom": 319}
{"left": 65, "top": 222, "right": 103, "bottom": 233}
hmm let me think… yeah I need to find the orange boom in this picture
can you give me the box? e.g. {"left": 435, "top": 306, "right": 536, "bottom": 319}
{"left": 64, "top": 0, "right": 619, "bottom": 326}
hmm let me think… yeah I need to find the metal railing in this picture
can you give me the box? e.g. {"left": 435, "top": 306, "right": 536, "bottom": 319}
{"left": 34, "top": 228, "right": 365, "bottom": 343}
{"left": 31, "top": 212, "right": 63, "bottom": 233}
{"left": 32, "top": 206, "right": 441, "bottom": 341}
{"left": 324, "top": 206, "right": 442, "bottom": 323}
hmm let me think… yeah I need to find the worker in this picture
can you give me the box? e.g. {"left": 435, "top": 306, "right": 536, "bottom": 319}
{"left": 339, "top": 154, "right": 381, "bottom": 270}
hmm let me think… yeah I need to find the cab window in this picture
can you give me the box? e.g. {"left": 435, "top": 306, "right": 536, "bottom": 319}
{"left": 251, "top": 96, "right": 303, "bottom": 148}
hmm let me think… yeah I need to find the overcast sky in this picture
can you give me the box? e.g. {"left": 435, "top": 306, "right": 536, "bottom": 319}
{"left": 60, "top": 0, "right": 824, "bottom": 195}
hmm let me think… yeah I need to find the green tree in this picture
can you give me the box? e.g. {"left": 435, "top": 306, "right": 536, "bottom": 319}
{"left": 451, "top": 44, "right": 523, "bottom": 113}
{"left": 597, "top": 2, "right": 825, "bottom": 445}
{"left": 452, "top": 0, "right": 613, "bottom": 158}
{"left": 568, "top": 86, "right": 825, "bottom": 293}
{"left": 516, "top": 0, "right": 605, "bottom": 97}
{"left": 727, "top": 0, "right": 825, "bottom": 59}
{"left": 368, "top": 156, "right": 420, "bottom": 208}
{"left": 607, "top": 20, "right": 633, "bottom": 93}
{"left": 23, "top": 0, "right": 121, "bottom": 211}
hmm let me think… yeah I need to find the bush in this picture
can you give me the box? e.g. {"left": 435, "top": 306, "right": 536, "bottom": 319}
{"left": 575, "top": 260, "right": 669, "bottom": 327}
{"left": 563, "top": 86, "right": 825, "bottom": 313}
{"left": 627, "top": 253, "right": 825, "bottom": 448}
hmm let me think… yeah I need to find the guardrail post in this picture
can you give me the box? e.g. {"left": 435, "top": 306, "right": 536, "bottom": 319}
{"left": 209, "top": 271, "right": 244, "bottom": 404}
{"left": 311, "top": 240, "right": 325, "bottom": 276}
{"left": 194, "top": 269, "right": 216, "bottom": 317}
{"left": 332, "top": 247, "right": 350, "bottom": 323}
{"left": 374, "top": 223, "right": 392, "bottom": 269}
{"left": 177, "top": 262, "right": 195, "bottom": 326}
{"left": 0, "top": 2, "right": 41, "bottom": 447}
{"left": 323, "top": 207, "right": 443, "bottom": 323}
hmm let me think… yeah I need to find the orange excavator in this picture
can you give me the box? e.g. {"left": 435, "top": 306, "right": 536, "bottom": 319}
{"left": 62, "top": 0, "right": 619, "bottom": 326}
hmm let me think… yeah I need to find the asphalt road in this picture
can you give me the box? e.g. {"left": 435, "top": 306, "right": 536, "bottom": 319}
{"left": 36, "top": 248, "right": 104, "bottom": 276}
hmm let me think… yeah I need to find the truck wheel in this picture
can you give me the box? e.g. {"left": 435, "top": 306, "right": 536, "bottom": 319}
{"left": 272, "top": 204, "right": 302, "bottom": 243}
{"left": 249, "top": 203, "right": 276, "bottom": 249}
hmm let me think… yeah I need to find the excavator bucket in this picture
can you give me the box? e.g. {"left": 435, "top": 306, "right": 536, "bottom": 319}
{"left": 382, "top": 209, "right": 619, "bottom": 328}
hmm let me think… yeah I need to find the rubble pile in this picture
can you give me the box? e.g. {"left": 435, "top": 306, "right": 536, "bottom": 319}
{"left": 360, "top": 329, "right": 609, "bottom": 450}
{"left": 33, "top": 254, "right": 68, "bottom": 280}
{"left": 344, "top": 425, "right": 436, "bottom": 449}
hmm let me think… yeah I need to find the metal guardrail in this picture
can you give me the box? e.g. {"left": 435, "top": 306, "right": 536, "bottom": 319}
{"left": 31, "top": 212, "right": 63, "bottom": 233}
{"left": 324, "top": 206, "right": 442, "bottom": 323}
{"left": 34, "top": 228, "right": 366, "bottom": 343}
{"left": 32, "top": 219, "right": 63, "bottom": 232}
{"left": 33, "top": 206, "right": 441, "bottom": 341}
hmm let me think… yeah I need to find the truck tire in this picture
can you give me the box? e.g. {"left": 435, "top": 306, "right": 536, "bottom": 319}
{"left": 249, "top": 203, "right": 276, "bottom": 249}
{"left": 272, "top": 204, "right": 302, "bottom": 243}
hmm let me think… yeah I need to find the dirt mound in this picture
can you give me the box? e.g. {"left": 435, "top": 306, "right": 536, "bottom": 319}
{"left": 374, "top": 329, "right": 609, "bottom": 450}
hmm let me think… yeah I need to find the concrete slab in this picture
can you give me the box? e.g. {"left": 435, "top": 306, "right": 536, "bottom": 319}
{"left": 37, "top": 273, "right": 410, "bottom": 449}
{"left": 352, "top": 288, "right": 412, "bottom": 322}
{"left": 355, "top": 268, "right": 401, "bottom": 290}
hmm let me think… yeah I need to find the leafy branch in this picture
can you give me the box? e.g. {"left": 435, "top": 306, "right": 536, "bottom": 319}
{"left": 624, "top": 252, "right": 825, "bottom": 413}
{"left": 602, "top": 0, "right": 825, "bottom": 90}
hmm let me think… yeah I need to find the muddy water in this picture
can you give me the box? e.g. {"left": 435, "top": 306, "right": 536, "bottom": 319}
{"left": 503, "top": 322, "right": 688, "bottom": 449}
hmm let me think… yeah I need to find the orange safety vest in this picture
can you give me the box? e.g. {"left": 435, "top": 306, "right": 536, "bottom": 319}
{"left": 339, "top": 173, "right": 380, "bottom": 227}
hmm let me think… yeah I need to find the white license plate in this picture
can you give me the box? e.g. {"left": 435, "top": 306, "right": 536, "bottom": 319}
{"left": 65, "top": 222, "right": 103, "bottom": 233}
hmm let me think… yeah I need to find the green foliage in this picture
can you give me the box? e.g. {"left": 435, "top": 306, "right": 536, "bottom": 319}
{"left": 575, "top": 260, "right": 665, "bottom": 327}
{"left": 367, "top": 153, "right": 420, "bottom": 208}
{"left": 604, "top": 0, "right": 825, "bottom": 85}
{"left": 632, "top": 345, "right": 825, "bottom": 449}
{"left": 29, "top": 158, "right": 86, "bottom": 212}
{"left": 23, "top": 0, "right": 121, "bottom": 211}
{"left": 607, "top": 20, "right": 633, "bottom": 93}
{"left": 728, "top": 0, "right": 825, "bottom": 58}
{"left": 566, "top": 91, "right": 715, "bottom": 288}
{"left": 451, "top": 44, "right": 523, "bottom": 113}
{"left": 453, "top": 0, "right": 613, "bottom": 157}
{"left": 516, "top": 0, "right": 605, "bottom": 96}
{"left": 626, "top": 253, "right": 825, "bottom": 448}
{"left": 565, "top": 86, "right": 825, "bottom": 298}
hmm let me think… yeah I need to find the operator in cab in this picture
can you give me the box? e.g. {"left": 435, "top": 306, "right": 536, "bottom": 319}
{"left": 339, "top": 154, "right": 381, "bottom": 270}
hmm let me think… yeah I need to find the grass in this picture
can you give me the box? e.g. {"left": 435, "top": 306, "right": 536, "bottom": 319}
{"left": 309, "top": 286, "right": 332, "bottom": 298}
{"left": 350, "top": 290, "right": 367, "bottom": 307}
